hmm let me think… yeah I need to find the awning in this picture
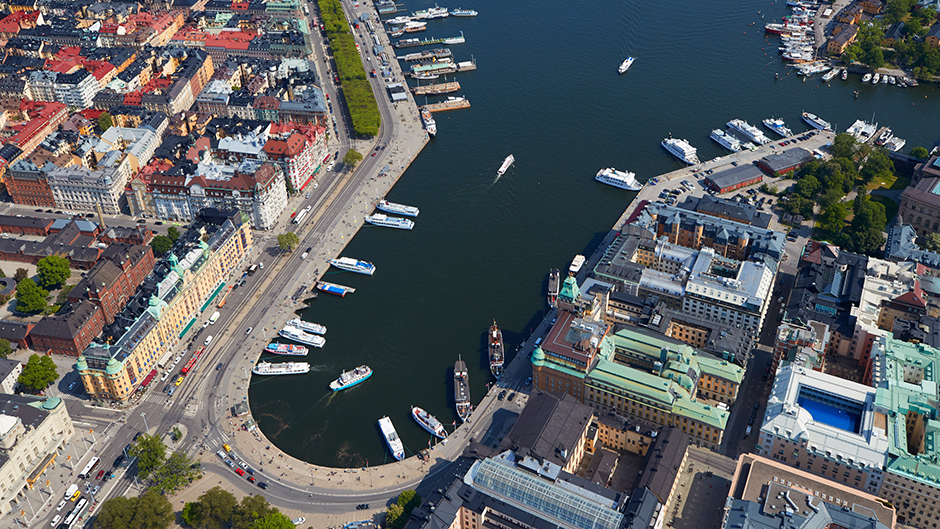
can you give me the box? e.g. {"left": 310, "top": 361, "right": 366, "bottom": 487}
{"left": 179, "top": 317, "right": 197, "bottom": 338}
{"left": 323, "top": 154, "right": 331, "bottom": 163}
{"left": 140, "top": 369, "right": 158, "bottom": 387}
{"left": 199, "top": 282, "right": 226, "bottom": 312}
{"left": 27, "top": 452, "right": 56, "bottom": 487}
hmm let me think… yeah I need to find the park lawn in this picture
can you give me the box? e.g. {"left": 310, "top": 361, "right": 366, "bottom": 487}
{"left": 866, "top": 173, "right": 911, "bottom": 192}
{"left": 870, "top": 194, "right": 900, "bottom": 223}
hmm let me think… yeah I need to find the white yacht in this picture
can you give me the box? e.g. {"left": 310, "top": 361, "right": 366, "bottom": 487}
{"left": 801, "top": 112, "right": 832, "bottom": 131}
{"left": 421, "top": 108, "right": 436, "bottom": 137}
{"left": 252, "top": 361, "right": 310, "bottom": 376}
{"left": 727, "top": 119, "right": 771, "bottom": 145}
{"left": 885, "top": 136, "right": 906, "bottom": 152}
{"left": 762, "top": 118, "right": 793, "bottom": 137}
{"left": 862, "top": 73, "right": 872, "bottom": 82}
{"left": 595, "top": 168, "right": 641, "bottom": 191}
{"left": 618, "top": 57, "right": 635, "bottom": 74}
{"left": 661, "top": 138, "right": 700, "bottom": 165}
{"left": 278, "top": 325, "right": 326, "bottom": 348}
{"left": 365, "top": 213, "right": 415, "bottom": 230}
{"left": 285, "top": 319, "right": 327, "bottom": 335}
{"left": 497, "top": 154, "right": 514, "bottom": 176}
{"left": 378, "top": 416, "right": 405, "bottom": 460}
{"left": 376, "top": 200, "right": 419, "bottom": 217}
{"left": 330, "top": 257, "right": 376, "bottom": 275}
{"left": 710, "top": 129, "right": 742, "bottom": 152}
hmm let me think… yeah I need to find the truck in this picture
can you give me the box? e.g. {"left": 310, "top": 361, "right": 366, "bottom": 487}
{"left": 64, "top": 484, "right": 78, "bottom": 499}
{"left": 209, "top": 311, "right": 220, "bottom": 324}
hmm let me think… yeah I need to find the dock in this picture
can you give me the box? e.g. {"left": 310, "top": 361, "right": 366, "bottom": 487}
{"left": 866, "top": 126, "right": 890, "bottom": 146}
{"left": 424, "top": 98, "right": 470, "bottom": 113}
{"left": 411, "top": 81, "right": 460, "bottom": 95}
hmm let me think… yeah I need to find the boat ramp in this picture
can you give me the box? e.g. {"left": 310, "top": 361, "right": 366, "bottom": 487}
{"left": 412, "top": 81, "right": 460, "bottom": 95}
{"left": 424, "top": 98, "right": 470, "bottom": 113}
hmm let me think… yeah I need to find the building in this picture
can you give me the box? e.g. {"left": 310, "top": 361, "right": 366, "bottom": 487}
{"left": 928, "top": 24, "right": 940, "bottom": 48}
{"left": 28, "top": 300, "right": 105, "bottom": 356}
{"left": 499, "top": 390, "right": 594, "bottom": 474}
{"left": 885, "top": 224, "right": 940, "bottom": 271}
{"left": 0, "top": 395, "right": 74, "bottom": 515}
{"left": 0, "top": 359, "right": 22, "bottom": 394}
{"left": 592, "top": 413, "right": 658, "bottom": 455}
{"left": 757, "top": 147, "right": 815, "bottom": 175}
{"left": 66, "top": 244, "right": 155, "bottom": 324}
{"left": 723, "top": 453, "right": 896, "bottom": 529}
{"left": 77, "top": 210, "right": 251, "bottom": 403}
{"left": 704, "top": 164, "right": 764, "bottom": 193}
{"left": 5, "top": 159, "right": 56, "bottom": 207}
{"left": 899, "top": 174, "right": 940, "bottom": 238}
{"left": 46, "top": 165, "right": 127, "bottom": 214}
{"left": 772, "top": 320, "right": 829, "bottom": 374}
{"left": 827, "top": 24, "right": 859, "bottom": 54}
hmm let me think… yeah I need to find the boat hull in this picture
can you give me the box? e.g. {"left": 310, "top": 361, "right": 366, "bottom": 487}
{"left": 412, "top": 407, "right": 447, "bottom": 438}
{"left": 330, "top": 372, "right": 372, "bottom": 391}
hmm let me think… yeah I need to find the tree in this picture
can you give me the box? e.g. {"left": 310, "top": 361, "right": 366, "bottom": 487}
{"left": 830, "top": 133, "right": 858, "bottom": 159}
{"left": 182, "top": 502, "right": 203, "bottom": 527}
{"left": 36, "top": 255, "right": 71, "bottom": 290}
{"left": 196, "top": 486, "right": 238, "bottom": 529}
{"left": 150, "top": 451, "right": 200, "bottom": 494}
{"left": 15, "top": 278, "right": 48, "bottom": 313}
{"left": 343, "top": 148, "right": 363, "bottom": 167}
{"left": 795, "top": 175, "right": 819, "bottom": 198}
{"left": 248, "top": 512, "right": 295, "bottom": 529}
{"left": 167, "top": 227, "right": 181, "bottom": 242}
{"left": 385, "top": 503, "right": 405, "bottom": 529}
{"left": 0, "top": 338, "right": 11, "bottom": 359}
{"left": 387, "top": 489, "right": 422, "bottom": 529}
{"left": 94, "top": 489, "right": 173, "bottom": 529}
{"left": 232, "top": 495, "right": 278, "bottom": 529}
{"left": 859, "top": 149, "right": 894, "bottom": 184}
{"left": 911, "top": 146, "right": 930, "bottom": 160}
{"left": 277, "top": 232, "right": 300, "bottom": 252}
{"left": 150, "top": 236, "right": 173, "bottom": 256}
{"left": 98, "top": 112, "right": 113, "bottom": 132}
{"left": 13, "top": 268, "right": 28, "bottom": 283}
{"left": 129, "top": 434, "right": 167, "bottom": 477}
{"left": 920, "top": 233, "right": 940, "bottom": 251}
{"left": 818, "top": 203, "right": 848, "bottom": 234}
{"left": 18, "top": 354, "right": 58, "bottom": 393}
{"left": 56, "top": 284, "right": 75, "bottom": 304}
{"left": 0, "top": 268, "right": 5, "bottom": 277}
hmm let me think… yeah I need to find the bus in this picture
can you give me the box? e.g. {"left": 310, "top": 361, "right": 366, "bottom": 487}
{"left": 78, "top": 457, "right": 100, "bottom": 479}
{"left": 217, "top": 285, "right": 233, "bottom": 308}
{"left": 63, "top": 497, "right": 88, "bottom": 527}
{"left": 292, "top": 206, "right": 311, "bottom": 225}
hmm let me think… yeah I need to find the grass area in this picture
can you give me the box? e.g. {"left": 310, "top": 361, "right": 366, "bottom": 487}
{"left": 870, "top": 194, "right": 900, "bottom": 223}
{"left": 866, "top": 173, "right": 911, "bottom": 191}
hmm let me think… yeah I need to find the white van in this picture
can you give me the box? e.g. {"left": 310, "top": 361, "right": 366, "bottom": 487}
{"left": 204, "top": 335, "right": 213, "bottom": 346}
{"left": 534, "top": 337, "right": 542, "bottom": 346}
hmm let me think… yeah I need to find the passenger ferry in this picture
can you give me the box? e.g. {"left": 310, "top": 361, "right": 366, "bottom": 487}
{"left": 376, "top": 200, "right": 419, "bottom": 217}
{"left": 286, "top": 318, "right": 327, "bottom": 335}
{"left": 378, "top": 416, "right": 405, "bottom": 460}
{"left": 263, "top": 343, "right": 309, "bottom": 356}
{"left": 411, "top": 406, "right": 447, "bottom": 438}
{"left": 252, "top": 361, "right": 310, "bottom": 376}
{"left": 661, "top": 138, "right": 700, "bottom": 165}
{"left": 278, "top": 326, "right": 326, "bottom": 348}
{"left": 595, "top": 168, "right": 642, "bottom": 190}
{"left": 710, "top": 129, "right": 742, "bottom": 152}
{"left": 330, "top": 257, "right": 376, "bottom": 275}
{"left": 365, "top": 213, "right": 415, "bottom": 230}
{"left": 330, "top": 365, "right": 373, "bottom": 391}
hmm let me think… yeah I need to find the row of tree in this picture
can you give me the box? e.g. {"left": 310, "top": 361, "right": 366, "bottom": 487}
{"left": 181, "top": 487, "right": 295, "bottom": 529}
{"left": 317, "top": 0, "right": 381, "bottom": 136}
{"left": 128, "top": 434, "right": 203, "bottom": 494}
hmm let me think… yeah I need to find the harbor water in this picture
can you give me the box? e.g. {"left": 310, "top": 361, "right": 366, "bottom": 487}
{"left": 249, "top": 0, "right": 940, "bottom": 467}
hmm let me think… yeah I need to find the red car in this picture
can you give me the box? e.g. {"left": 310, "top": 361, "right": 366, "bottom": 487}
{"left": 247, "top": 476, "right": 256, "bottom": 483}
{"left": 235, "top": 468, "right": 245, "bottom": 476}
{"left": 96, "top": 470, "right": 105, "bottom": 480}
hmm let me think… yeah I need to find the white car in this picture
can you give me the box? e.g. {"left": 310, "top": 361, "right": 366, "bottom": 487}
{"left": 160, "top": 373, "right": 169, "bottom": 382}
{"left": 175, "top": 356, "right": 182, "bottom": 363}
{"left": 55, "top": 500, "right": 66, "bottom": 511}
{"left": 50, "top": 515, "right": 61, "bottom": 526}
{"left": 292, "top": 518, "right": 306, "bottom": 526}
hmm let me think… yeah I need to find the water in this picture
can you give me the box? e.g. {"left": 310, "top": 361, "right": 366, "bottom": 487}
{"left": 249, "top": 0, "right": 940, "bottom": 467}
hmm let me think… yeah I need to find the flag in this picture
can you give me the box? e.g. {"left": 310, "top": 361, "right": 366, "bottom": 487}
{"left": 452, "top": 421, "right": 456, "bottom": 426}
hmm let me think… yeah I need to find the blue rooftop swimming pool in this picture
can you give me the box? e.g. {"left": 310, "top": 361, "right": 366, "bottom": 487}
{"left": 798, "top": 396, "right": 861, "bottom": 433}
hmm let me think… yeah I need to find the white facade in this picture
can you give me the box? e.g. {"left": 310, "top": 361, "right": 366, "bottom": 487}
{"left": 47, "top": 166, "right": 126, "bottom": 214}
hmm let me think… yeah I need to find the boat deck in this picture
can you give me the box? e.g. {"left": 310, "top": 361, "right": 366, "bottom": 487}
{"left": 424, "top": 99, "right": 470, "bottom": 113}
{"left": 865, "top": 126, "right": 890, "bottom": 146}
{"left": 411, "top": 81, "right": 460, "bottom": 95}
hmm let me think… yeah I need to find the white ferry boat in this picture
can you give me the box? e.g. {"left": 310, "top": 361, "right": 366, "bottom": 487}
{"left": 378, "top": 416, "right": 405, "bottom": 460}
{"left": 801, "top": 112, "right": 832, "bottom": 131}
{"left": 376, "top": 200, "right": 419, "bottom": 217}
{"left": 728, "top": 119, "right": 771, "bottom": 145}
{"left": 661, "top": 138, "right": 700, "bottom": 165}
{"left": 426, "top": 5, "right": 449, "bottom": 18}
{"left": 450, "top": 8, "right": 477, "bottom": 16}
{"left": 497, "top": 154, "right": 514, "bottom": 176}
{"left": 278, "top": 326, "right": 326, "bottom": 348}
{"left": 386, "top": 16, "right": 412, "bottom": 25}
{"left": 762, "top": 118, "right": 792, "bottom": 137}
{"left": 618, "top": 57, "right": 635, "bottom": 74}
{"left": 329, "top": 365, "right": 373, "bottom": 391}
{"left": 421, "top": 108, "right": 436, "bottom": 137}
{"left": 252, "top": 361, "right": 310, "bottom": 376}
{"left": 710, "top": 129, "right": 742, "bottom": 152}
{"left": 442, "top": 32, "right": 465, "bottom": 44}
{"left": 264, "top": 343, "right": 309, "bottom": 356}
{"left": 595, "top": 168, "right": 642, "bottom": 190}
{"left": 411, "top": 406, "right": 446, "bottom": 438}
{"left": 403, "top": 21, "right": 427, "bottom": 32}
{"left": 330, "top": 257, "right": 376, "bottom": 275}
{"left": 366, "top": 213, "right": 415, "bottom": 230}
{"left": 286, "top": 319, "right": 327, "bottom": 335}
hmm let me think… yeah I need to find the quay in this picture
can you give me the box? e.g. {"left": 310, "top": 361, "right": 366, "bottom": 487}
{"left": 411, "top": 81, "right": 460, "bottom": 95}
{"left": 425, "top": 98, "right": 470, "bottom": 112}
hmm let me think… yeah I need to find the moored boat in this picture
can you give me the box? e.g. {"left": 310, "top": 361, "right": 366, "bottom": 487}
{"left": 421, "top": 108, "right": 437, "bottom": 137}
{"left": 264, "top": 343, "right": 309, "bottom": 356}
{"left": 252, "top": 361, "right": 310, "bottom": 376}
{"left": 278, "top": 326, "right": 326, "bottom": 348}
{"left": 841, "top": 69, "right": 848, "bottom": 80}
{"left": 862, "top": 73, "right": 872, "bottom": 82}
{"left": 661, "top": 138, "right": 700, "bottom": 165}
{"left": 330, "top": 365, "right": 372, "bottom": 391}
{"left": 710, "top": 129, "right": 742, "bottom": 152}
{"left": 286, "top": 318, "right": 327, "bottom": 335}
{"left": 365, "top": 213, "right": 415, "bottom": 230}
{"left": 317, "top": 281, "right": 356, "bottom": 297}
{"left": 595, "top": 167, "right": 642, "bottom": 190}
{"left": 801, "top": 112, "right": 832, "bottom": 131}
{"left": 762, "top": 117, "right": 793, "bottom": 137}
{"left": 488, "top": 320, "right": 504, "bottom": 378}
{"left": 330, "top": 257, "right": 376, "bottom": 275}
{"left": 454, "top": 357, "right": 471, "bottom": 422}
{"left": 411, "top": 406, "right": 447, "bottom": 438}
{"left": 376, "top": 200, "right": 419, "bottom": 217}
{"left": 885, "top": 136, "right": 906, "bottom": 152}
{"left": 727, "top": 119, "right": 771, "bottom": 145}
{"left": 547, "top": 268, "right": 560, "bottom": 307}
{"left": 450, "top": 8, "right": 477, "bottom": 16}
{"left": 378, "top": 416, "right": 405, "bottom": 460}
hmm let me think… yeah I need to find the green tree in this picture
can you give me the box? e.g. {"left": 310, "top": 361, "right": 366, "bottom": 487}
{"left": 386, "top": 489, "right": 422, "bottom": 529}
{"left": 248, "top": 512, "right": 295, "bottom": 529}
{"left": 233, "top": 495, "right": 278, "bottom": 529}
{"left": 182, "top": 502, "right": 203, "bottom": 528}
{"left": 129, "top": 434, "right": 167, "bottom": 477}
{"left": 15, "top": 278, "right": 48, "bottom": 313}
{"left": 17, "top": 354, "right": 58, "bottom": 392}
{"left": 830, "top": 133, "right": 858, "bottom": 159}
{"left": 385, "top": 503, "right": 405, "bottom": 529}
{"left": 910, "top": 146, "right": 930, "bottom": 160}
{"left": 150, "top": 451, "right": 200, "bottom": 494}
{"left": 795, "top": 175, "right": 819, "bottom": 198}
{"left": 343, "top": 148, "right": 363, "bottom": 166}
{"left": 56, "top": 284, "right": 75, "bottom": 304}
{"left": 0, "top": 338, "right": 11, "bottom": 359}
{"left": 13, "top": 268, "right": 28, "bottom": 283}
{"left": 196, "top": 486, "right": 238, "bottom": 529}
{"left": 150, "top": 235, "right": 173, "bottom": 256}
{"left": 859, "top": 149, "right": 895, "bottom": 184}
{"left": 920, "top": 233, "right": 940, "bottom": 251}
{"left": 98, "top": 112, "right": 113, "bottom": 132}
{"left": 167, "top": 226, "right": 181, "bottom": 242}
{"left": 818, "top": 203, "right": 848, "bottom": 234}
{"left": 277, "top": 231, "right": 300, "bottom": 252}
{"left": 95, "top": 496, "right": 136, "bottom": 529}
{"left": 36, "top": 255, "right": 71, "bottom": 290}
{"left": 95, "top": 489, "right": 174, "bottom": 529}
{"left": 43, "top": 304, "right": 60, "bottom": 315}
{"left": 0, "top": 268, "right": 6, "bottom": 277}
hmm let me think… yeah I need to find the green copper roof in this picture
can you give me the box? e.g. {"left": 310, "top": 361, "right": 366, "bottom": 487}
{"left": 531, "top": 346, "right": 545, "bottom": 362}
{"left": 559, "top": 275, "right": 580, "bottom": 303}
{"left": 105, "top": 358, "right": 123, "bottom": 375}
{"left": 696, "top": 355, "right": 744, "bottom": 384}
{"left": 76, "top": 356, "right": 87, "bottom": 371}
{"left": 40, "top": 398, "right": 62, "bottom": 410}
